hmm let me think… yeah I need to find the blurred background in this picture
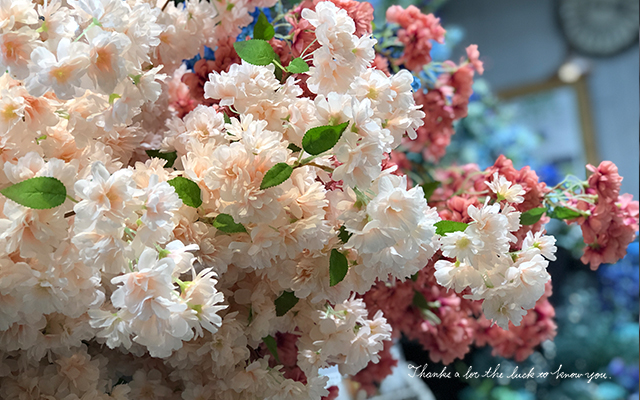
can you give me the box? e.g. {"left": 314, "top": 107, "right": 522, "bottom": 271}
{"left": 438, "top": 0, "right": 639, "bottom": 199}
{"left": 375, "top": 0, "right": 639, "bottom": 198}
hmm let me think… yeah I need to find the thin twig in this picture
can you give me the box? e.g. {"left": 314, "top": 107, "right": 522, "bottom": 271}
{"left": 306, "top": 162, "right": 334, "bottom": 173}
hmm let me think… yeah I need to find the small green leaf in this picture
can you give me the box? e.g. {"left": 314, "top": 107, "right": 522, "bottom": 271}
{"left": 167, "top": 176, "right": 202, "bottom": 208}
{"left": 233, "top": 39, "right": 277, "bottom": 66}
{"left": 274, "top": 65, "right": 283, "bottom": 81}
{"left": 353, "top": 187, "right": 370, "bottom": 209}
{"left": 145, "top": 150, "right": 178, "bottom": 168}
{"left": 223, "top": 112, "right": 231, "bottom": 124}
{"left": 421, "top": 181, "right": 441, "bottom": 201}
{"left": 253, "top": 12, "right": 275, "bottom": 41}
{"left": 287, "top": 143, "right": 302, "bottom": 153}
{"left": 286, "top": 57, "right": 310, "bottom": 74}
{"left": 301, "top": 122, "right": 349, "bottom": 156}
{"left": 434, "top": 220, "right": 469, "bottom": 236}
{"left": 262, "top": 335, "right": 280, "bottom": 363}
{"left": 108, "top": 93, "right": 121, "bottom": 104}
{"left": 520, "top": 207, "right": 546, "bottom": 225}
{"left": 412, "top": 290, "right": 430, "bottom": 310}
{"left": 130, "top": 74, "right": 142, "bottom": 85}
{"left": 421, "top": 308, "right": 442, "bottom": 325}
{"left": 260, "top": 163, "right": 293, "bottom": 190}
{"left": 35, "top": 134, "right": 47, "bottom": 145}
{"left": 412, "top": 290, "right": 441, "bottom": 324}
{"left": 549, "top": 206, "right": 584, "bottom": 220}
{"left": 329, "top": 249, "right": 348, "bottom": 287}
{"left": 1, "top": 176, "right": 67, "bottom": 209}
{"left": 410, "top": 272, "right": 419, "bottom": 282}
{"left": 275, "top": 291, "right": 299, "bottom": 317}
{"left": 337, "top": 225, "right": 352, "bottom": 244}
{"left": 212, "top": 213, "right": 247, "bottom": 233}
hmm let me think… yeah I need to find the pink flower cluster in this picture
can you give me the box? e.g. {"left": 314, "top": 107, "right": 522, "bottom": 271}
{"left": 353, "top": 157, "right": 564, "bottom": 391}
{"left": 362, "top": 261, "right": 471, "bottom": 367}
{"left": 431, "top": 155, "right": 550, "bottom": 242}
{"left": 404, "top": 49, "right": 484, "bottom": 163}
{"left": 361, "top": 259, "right": 557, "bottom": 373}
{"left": 378, "top": 6, "right": 483, "bottom": 164}
{"left": 385, "top": 5, "right": 445, "bottom": 71}
{"left": 571, "top": 161, "right": 639, "bottom": 270}
{"left": 180, "top": 37, "right": 242, "bottom": 107}
{"left": 358, "top": 156, "right": 636, "bottom": 391}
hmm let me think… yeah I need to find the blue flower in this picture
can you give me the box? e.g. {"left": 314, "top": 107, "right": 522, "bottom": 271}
{"left": 203, "top": 46, "right": 215, "bottom": 61}
{"left": 411, "top": 76, "right": 421, "bottom": 92}
{"left": 536, "top": 164, "right": 562, "bottom": 187}
{"left": 182, "top": 46, "right": 216, "bottom": 71}
{"left": 597, "top": 242, "right": 639, "bottom": 314}
{"left": 183, "top": 53, "right": 201, "bottom": 71}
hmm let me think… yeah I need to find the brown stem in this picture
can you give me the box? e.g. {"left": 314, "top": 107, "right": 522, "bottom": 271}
{"left": 306, "top": 162, "right": 334, "bottom": 173}
{"left": 64, "top": 210, "right": 75, "bottom": 218}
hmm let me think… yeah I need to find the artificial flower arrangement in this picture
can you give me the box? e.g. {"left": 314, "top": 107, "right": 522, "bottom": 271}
{"left": 0, "top": 0, "right": 637, "bottom": 399}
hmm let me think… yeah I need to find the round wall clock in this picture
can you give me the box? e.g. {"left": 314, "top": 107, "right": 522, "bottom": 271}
{"left": 558, "top": 0, "right": 639, "bottom": 57}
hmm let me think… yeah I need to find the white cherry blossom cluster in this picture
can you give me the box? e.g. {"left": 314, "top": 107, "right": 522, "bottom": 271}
{"left": 434, "top": 172, "right": 557, "bottom": 329}
{"left": 0, "top": 0, "right": 271, "bottom": 166}
{"left": 0, "top": 1, "right": 559, "bottom": 398}
{"left": 0, "top": 2, "right": 424, "bottom": 397}
{"left": 295, "top": 296, "right": 392, "bottom": 376}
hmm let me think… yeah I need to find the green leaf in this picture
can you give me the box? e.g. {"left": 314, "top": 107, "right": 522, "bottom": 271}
{"left": 274, "top": 65, "right": 283, "bottom": 81}
{"left": 233, "top": 39, "right": 277, "bottom": 66}
{"left": 108, "top": 93, "right": 120, "bottom": 104}
{"left": 412, "top": 290, "right": 441, "bottom": 324}
{"left": 410, "top": 272, "right": 419, "bottom": 282}
{"left": 130, "top": 74, "right": 142, "bottom": 85}
{"left": 434, "top": 220, "right": 469, "bottom": 236}
{"left": 262, "top": 335, "right": 280, "bottom": 363}
{"left": 167, "top": 176, "right": 202, "bottom": 208}
{"left": 0, "top": 176, "right": 67, "bottom": 209}
{"left": 212, "top": 213, "right": 247, "bottom": 233}
{"left": 329, "top": 249, "right": 348, "bottom": 287}
{"left": 337, "top": 225, "right": 352, "bottom": 244}
{"left": 353, "top": 187, "right": 370, "bottom": 209}
{"left": 145, "top": 150, "right": 178, "bottom": 168}
{"left": 287, "top": 143, "right": 302, "bottom": 153}
{"left": 275, "top": 291, "right": 299, "bottom": 317}
{"left": 421, "top": 181, "right": 441, "bottom": 201}
{"left": 35, "top": 134, "right": 47, "bottom": 145}
{"left": 286, "top": 57, "right": 309, "bottom": 74}
{"left": 253, "top": 12, "right": 275, "bottom": 41}
{"left": 223, "top": 112, "right": 231, "bottom": 124}
{"left": 520, "top": 207, "right": 546, "bottom": 225}
{"left": 413, "top": 291, "right": 440, "bottom": 309}
{"left": 421, "top": 308, "right": 442, "bottom": 325}
{"left": 260, "top": 163, "right": 293, "bottom": 190}
{"left": 412, "top": 290, "right": 430, "bottom": 310}
{"left": 549, "top": 206, "right": 584, "bottom": 220}
{"left": 301, "top": 122, "right": 349, "bottom": 156}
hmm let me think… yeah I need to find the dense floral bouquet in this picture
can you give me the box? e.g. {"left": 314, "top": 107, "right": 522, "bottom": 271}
{"left": 0, "top": 0, "right": 637, "bottom": 399}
